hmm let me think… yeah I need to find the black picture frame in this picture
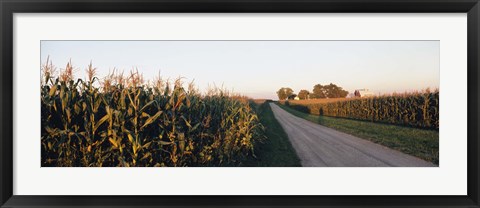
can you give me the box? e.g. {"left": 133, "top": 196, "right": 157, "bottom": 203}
{"left": 1, "top": 0, "right": 479, "bottom": 207}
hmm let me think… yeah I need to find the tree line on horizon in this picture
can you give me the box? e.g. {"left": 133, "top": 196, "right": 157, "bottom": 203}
{"left": 276, "top": 83, "right": 349, "bottom": 100}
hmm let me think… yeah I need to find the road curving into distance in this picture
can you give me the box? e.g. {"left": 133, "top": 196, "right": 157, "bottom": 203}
{"left": 269, "top": 103, "right": 436, "bottom": 167}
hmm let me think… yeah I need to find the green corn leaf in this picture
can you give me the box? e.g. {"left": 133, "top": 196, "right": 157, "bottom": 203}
{"left": 141, "top": 112, "right": 150, "bottom": 118}
{"left": 158, "top": 140, "right": 172, "bottom": 146}
{"left": 142, "top": 141, "right": 152, "bottom": 149}
{"left": 127, "top": 133, "right": 134, "bottom": 143}
{"left": 49, "top": 85, "right": 57, "bottom": 97}
{"left": 94, "top": 114, "right": 109, "bottom": 133}
{"left": 140, "top": 100, "right": 156, "bottom": 112}
{"left": 181, "top": 116, "right": 191, "bottom": 128}
{"left": 190, "top": 123, "right": 201, "bottom": 132}
{"left": 109, "top": 138, "right": 118, "bottom": 148}
{"left": 140, "top": 110, "right": 162, "bottom": 130}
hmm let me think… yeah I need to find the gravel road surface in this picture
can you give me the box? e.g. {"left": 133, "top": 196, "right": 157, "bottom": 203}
{"left": 270, "top": 103, "right": 436, "bottom": 167}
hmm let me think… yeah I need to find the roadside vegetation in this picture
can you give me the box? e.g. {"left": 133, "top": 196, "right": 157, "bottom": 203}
{"left": 243, "top": 101, "right": 301, "bottom": 167}
{"left": 277, "top": 103, "right": 439, "bottom": 164}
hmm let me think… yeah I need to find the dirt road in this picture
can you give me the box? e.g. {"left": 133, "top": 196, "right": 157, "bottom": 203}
{"left": 269, "top": 103, "right": 436, "bottom": 167}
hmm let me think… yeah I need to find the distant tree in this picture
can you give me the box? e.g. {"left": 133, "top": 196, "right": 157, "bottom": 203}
{"left": 311, "top": 83, "right": 348, "bottom": 98}
{"left": 277, "top": 87, "right": 294, "bottom": 100}
{"left": 277, "top": 88, "right": 287, "bottom": 100}
{"left": 339, "top": 89, "right": 349, "bottom": 98}
{"left": 324, "top": 83, "right": 349, "bottom": 98}
{"left": 285, "top": 88, "right": 294, "bottom": 98}
{"left": 298, "top": 90, "right": 310, "bottom": 100}
{"left": 311, "top": 84, "right": 326, "bottom": 99}
{"left": 288, "top": 93, "right": 297, "bottom": 100}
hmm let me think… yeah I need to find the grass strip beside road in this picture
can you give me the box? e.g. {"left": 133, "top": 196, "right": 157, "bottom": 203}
{"left": 243, "top": 102, "right": 301, "bottom": 167}
{"left": 277, "top": 103, "right": 439, "bottom": 165}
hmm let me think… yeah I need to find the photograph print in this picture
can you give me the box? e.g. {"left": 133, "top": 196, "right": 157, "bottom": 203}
{"left": 41, "top": 41, "right": 439, "bottom": 167}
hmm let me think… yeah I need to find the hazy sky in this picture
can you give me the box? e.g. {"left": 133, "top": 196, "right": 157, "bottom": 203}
{"left": 41, "top": 41, "right": 439, "bottom": 100}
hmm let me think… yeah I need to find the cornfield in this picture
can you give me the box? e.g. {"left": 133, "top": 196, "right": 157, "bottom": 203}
{"left": 41, "top": 61, "right": 264, "bottom": 167}
{"left": 285, "top": 91, "right": 439, "bottom": 129}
